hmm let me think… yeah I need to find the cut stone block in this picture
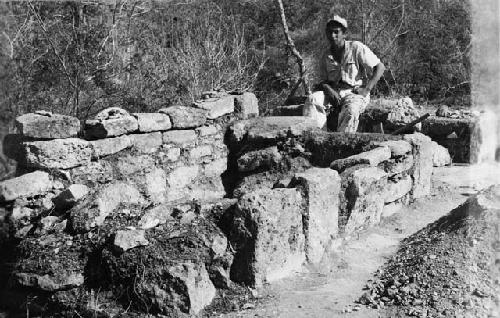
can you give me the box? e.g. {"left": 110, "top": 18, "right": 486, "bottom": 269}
{"left": 204, "top": 158, "right": 227, "bottom": 177}
{"left": 133, "top": 113, "right": 172, "bottom": 132}
{"left": 15, "top": 112, "right": 80, "bottom": 139}
{"left": 89, "top": 135, "right": 131, "bottom": 159}
{"left": 330, "top": 146, "right": 391, "bottom": 172}
{"left": 15, "top": 272, "right": 84, "bottom": 292}
{"left": 159, "top": 106, "right": 208, "bottom": 129}
{"left": 0, "top": 171, "right": 52, "bottom": 201}
{"left": 291, "top": 168, "right": 340, "bottom": 264}
{"left": 166, "top": 166, "right": 200, "bottom": 201}
{"left": 84, "top": 116, "right": 138, "bottom": 139}
{"left": 23, "top": 138, "right": 92, "bottom": 169}
{"left": 230, "top": 188, "right": 305, "bottom": 286}
{"left": 162, "top": 130, "right": 197, "bottom": 146}
{"left": 129, "top": 132, "right": 163, "bottom": 153}
{"left": 189, "top": 145, "right": 212, "bottom": 160}
{"left": 193, "top": 95, "right": 235, "bottom": 119}
{"left": 115, "top": 154, "right": 155, "bottom": 176}
{"left": 196, "top": 125, "right": 218, "bottom": 137}
{"left": 384, "top": 175, "right": 413, "bottom": 203}
{"left": 403, "top": 133, "right": 433, "bottom": 198}
{"left": 431, "top": 141, "right": 452, "bottom": 167}
{"left": 237, "top": 146, "right": 282, "bottom": 172}
{"left": 114, "top": 229, "right": 149, "bottom": 252}
{"left": 371, "top": 140, "right": 412, "bottom": 157}
{"left": 343, "top": 167, "right": 387, "bottom": 234}
{"left": 234, "top": 92, "right": 259, "bottom": 119}
{"left": 144, "top": 168, "right": 167, "bottom": 203}
{"left": 380, "top": 155, "right": 414, "bottom": 175}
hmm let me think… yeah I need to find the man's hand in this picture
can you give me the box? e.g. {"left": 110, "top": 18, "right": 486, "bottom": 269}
{"left": 353, "top": 86, "right": 370, "bottom": 97}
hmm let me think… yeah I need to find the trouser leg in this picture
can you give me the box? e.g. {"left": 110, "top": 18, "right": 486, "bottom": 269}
{"left": 337, "top": 93, "right": 370, "bottom": 133}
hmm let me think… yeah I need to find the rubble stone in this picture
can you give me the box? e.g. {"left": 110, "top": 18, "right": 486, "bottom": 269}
{"left": 129, "top": 132, "right": 163, "bottom": 153}
{"left": 144, "top": 168, "right": 167, "bottom": 203}
{"left": 0, "top": 171, "right": 52, "bottom": 201}
{"left": 15, "top": 112, "right": 80, "bottom": 139}
{"left": 291, "top": 168, "right": 340, "bottom": 264}
{"left": 403, "top": 133, "right": 433, "bottom": 198}
{"left": 15, "top": 272, "right": 84, "bottom": 292}
{"left": 159, "top": 106, "right": 208, "bottom": 129}
{"left": 114, "top": 229, "right": 149, "bottom": 252}
{"left": 384, "top": 175, "right": 413, "bottom": 203}
{"left": 193, "top": 94, "right": 235, "bottom": 119}
{"left": 23, "top": 138, "right": 92, "bottom": 169}
{"left": 89, "top": 135, "right": 131, "bottom": 158}
{"left": 230, "top": 188, "right": 305, "bottom": 286}
{"left": 234, "top": 92, "right": 259, "bottom": 119}
{"left": 196, "top": 125, "right": 218, "bottom": 136}
{"left": 237, "top": 146, "right": 282, "bottom": 172}
{"left": 372, "top": 140, "right": 412, "bottom": 157}
{"left": 133, "top": 113, "right": 172, "bottom": 132}
{"left": 162, "top": 130, "right": 197, "bottom": 146}
{"left": 431, "top": 141, "right": 452, "bottom": 167}
{"left": 54, "top": 184, "right": 89, "bottom": 211}
{"left": 330, "top": 146, "right": 391, "bottom": 172}
{"left": 138, "top": 203, "right": 175, "bottom": 229}
{"left": 189, "top": 145, "right": 212, "bottom": 160}
{"left": 84, "top": 116, "right": 138, "bottom": 139}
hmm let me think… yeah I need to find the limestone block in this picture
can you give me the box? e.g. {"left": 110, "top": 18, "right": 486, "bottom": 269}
{"left": 380, "top": 155, "right": 414, "bottom": 175}
{"left": 162, "top": 130, "right": 197, "bottom": 146}
{"left": 84, "top": 116, "right": 138, "bottom": 139}
{"left": 15, "top": 272, "right": 84, "bottom": 292}
{"left": 403, "top": 133, "right": 433, "bottom": 198}
{"left": 237, "top": 146, "right": 282, "bottom": 172}
{"left": 204, "top": 158, "right": 227, "bottom": 177}
{"left": 114, "top": 229, "right": 149, "bottom": 252}
{"left": 291, "top": 168, "right": 340, "bottom": 264}
{"left": 234, "top": 92, "right": 259, "bottom": 119}
{"left": 167, "top": 166, "right": 199, "bottom": 189}
{"left": 382, "top": 201, "right": 403, "bottom": 218}
{"left": 68, "top": 161, "right": 114, "bottom": 185}
{"left": 159, "top": 106, "right": 208, "bottom": 129}
{"left": 0, "top": 171, "right": 52, "bottom": 201}
{"left": 196, "top": 125, "right": 218, "bottom": 137}
{"left": 115, "top": 154, "right": 155, "bottom": 176}
{"left": 89, "top": 135, "right": 131, "bottom": 158}
{"left": 189, "top": 145, "right": 212, "bottom": 160}
{"left": 384, "top": 175, "right": 413, "bottom": 203}
{"left": 371, "top": 140, "right": 412, "bottom": 157}
{"left": 144, "top": 168, "right": 167, "bottom": 203}
{"left": 343, "top": 167, "right": 387, "bottom": 234}
{"left": 431, "top": 141, "right": 452, "bottom": 167}
{"left": 129, "top": 132, "right": 163, "bottom": 153}
{"left": 133, "top": 113, "right": 172, "bottom": 132}
{"left": 193, "top": 95, "right": 235, "bottom": 119}
{"left": 330, "top": 146, "right": 391, "bottom": 172}
{"left": 15, "top": 112, "right": 80, "bottom": 139}
{"left": 165, "top": 147, "right": 181, "bottom": 162}
{"left": 230, "top": 188, "right": 305, "bottom": 286}
{"left": 138, "top": 203, "right": 175, "bottom": 229}
{"left": 23, "top": 138, "right": 92, "bottom": 169}
{"left": 54, "top": 184, "right": 89, "bottom": 211}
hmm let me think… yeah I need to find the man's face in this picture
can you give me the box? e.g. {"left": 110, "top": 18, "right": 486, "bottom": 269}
{"left": 326, "top": 25, "right": 346, "bottom": 47}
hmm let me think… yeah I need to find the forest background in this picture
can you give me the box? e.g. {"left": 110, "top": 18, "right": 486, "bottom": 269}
{"left": 0, "top": 0, "right": 471, "bottom": 175}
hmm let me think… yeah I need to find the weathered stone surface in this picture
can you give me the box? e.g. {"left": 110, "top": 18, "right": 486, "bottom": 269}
{"left": 384, "top": 175, "right": 413, "bottom": 203}
{"left": 0, "top": 171, "right": 52, "bottom": 201}
{"left": 15, "top": 272, "right": 84, "bottom": 292}
{"left": 138, "top": 203, "right": 175, "bottom": 229}
{"left": 162, "top": 129, "right": 197, "bottom": 146}
{"left": 70, "top": 182, "right": 144, "bottom": 232}
{"left": 166, "top": 166, "right": 199, "bottom": 201}
{"left": 23, "top": 138, "right": 92, "bottom": 169}
{"left": 84, "top": 116, "right": 138, "bottom": 139}
{"left": 431, "top": 141, "right": 452, "bottom": 167}
{"left": 68, "top": 161, "right": 114, "bottom": 185}
{"left": 89, "top": 135, "right": 131, "bottom": 158}
{"left": 133, "top": 113, "right": 172, "bottom": 132}
{"left": 194, "top": 95, "right": 235, "bottom": 119}
{"left": 234, "top": 92, "right": 259, "bottom": 119}
{"left": 15, "top": 112, "right": 80, "bottom": 139}
{"left": 189, "top": 145, "right": 212, "bottom": 160}
{"left": 237, "top": 146, "right": 282, "bottom": 172}
{"left": 330, "top": 146, "right": 391, "bottom": 172}
{"left": 144, "top": 168, "right": 167, "bottom": 203}
{"left": 271, "top": 104, "right": 303, "bottom": 116}
{"left": 159, "top": 106, "right": 208, "bottom": 129}
{"left": 164, "top": 147, "right": 181, "bottom": 162}
{"left": 343, "top": 167, "right": 387, "bottom": 234}
{"left": 204, "top": 158, "right": 227, "bottom": 177}
{"left": 382, "top": 201, "right": 403, "bottom": 218}
{"left": 230, "top": 188, "right": 305, "bottom": 286}
{"left": 114, "top": 229, "right": 149, "bottom": 252}
{"left": 380, "top": 155, "right": 414, "bottom": 175}
{"left": 54, "top": 184, "right": 89, "bottom": 211}
{"left": 291, "top": 168, "right": 340, "bottom": 264}
{"left": 476, "top": 110, "right": 498, "bottom": 163}
{"left": 228, "top": 116, "right": 318, "bottom": 145}
{"left": 403, "top": 133, "right": 433, "bottom": 198}
{"left": 115, "top": 154, "right": 155, "bottom": 176}
{"left": 95, "top": 107, "right": 129, "bottom": 120}
{"left": 372, "top": 140, "right": 412, "bottom": 157}
{"left": 196, "top": 125, "right": 218, "bottom": 137}
{"left": 129, "top": 132, "right": 163, "bottom": 153}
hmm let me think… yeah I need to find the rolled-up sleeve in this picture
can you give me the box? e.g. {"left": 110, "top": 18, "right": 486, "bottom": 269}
{"left": 357, "top": 42, "right": 381, "bottom": 70}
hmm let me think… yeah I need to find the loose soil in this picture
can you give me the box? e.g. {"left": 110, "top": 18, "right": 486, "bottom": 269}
{"left": 209, "top": 162, "right": 500, "bottom": 318}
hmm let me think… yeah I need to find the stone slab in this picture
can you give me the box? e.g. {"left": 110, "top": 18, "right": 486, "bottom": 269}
{"left": 89, "top": 135, "right": 131, "bottom": 159}
{"left": 194, "top": 95, "right": 235, "bottom": 119}
{"left": 114, "top": 229, "right": 149, "bottom": 252}
{"left": 129, "top": 132, "right": 163, "bottom": 153}
{"left": 23, "top": 138, "right": 92, "bottom": 169}
{"left": 133, "top": 113, "right": 172, "bottom": 132}
{"left": 384, "top": 175, "right": 413, "bottom": 203}
{"left": 84, "top": 116, "right": 138, "bottom": 139}
{"left": 237, "top": 146, "right": 282, "bottom": 172}
{"left": 159, "top": 106, "right": 208, "bottom": 129}
{"left": 404, "top": 133, "right": 433, "bottom": 198}
{"left": 234, "top": 92, "right": 259, "bottom": 119}
{"left": 162, "top": 130, "right": 197, "bottom": 146}
{"left": 0, "top": 171, "right": 52, "bottom": 201}
{"left": 15, "top": 112, "right": 80, "bottom": 139}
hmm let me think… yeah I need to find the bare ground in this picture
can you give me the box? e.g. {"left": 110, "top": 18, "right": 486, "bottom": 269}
{"left": 211, "top": 162, "right": 500, "bottom": 318}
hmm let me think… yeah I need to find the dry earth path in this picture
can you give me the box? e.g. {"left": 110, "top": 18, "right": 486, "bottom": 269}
{"left": 216, "top": 162, "right": 500, "bottom": 318}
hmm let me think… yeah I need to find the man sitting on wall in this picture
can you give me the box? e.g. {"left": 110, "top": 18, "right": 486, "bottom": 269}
{"left": 303, "top": 15, "right": 385, "bottom": 132}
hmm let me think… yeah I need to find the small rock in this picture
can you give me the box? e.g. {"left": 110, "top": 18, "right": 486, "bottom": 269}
{"left": 114, "top": 229, "right": 149, "bottom": 252}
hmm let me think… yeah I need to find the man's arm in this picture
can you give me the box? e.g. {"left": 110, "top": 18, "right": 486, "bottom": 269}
{"left": 355, "top": 62, "right": 385, "bottom": 97}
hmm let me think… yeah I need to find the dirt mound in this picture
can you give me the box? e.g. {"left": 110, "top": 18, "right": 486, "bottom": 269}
{"left": 359, "top": 185, "right": 500, "bottom": 317}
